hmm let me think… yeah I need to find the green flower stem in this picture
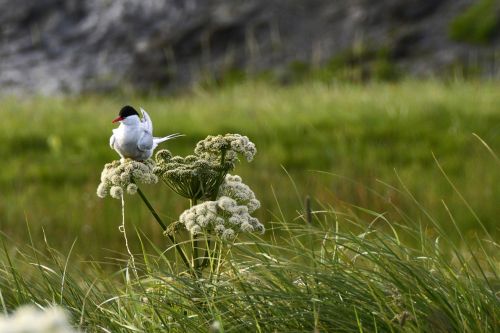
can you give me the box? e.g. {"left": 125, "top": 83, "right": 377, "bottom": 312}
{"left": 190, "top": 198, "right": 200, "bottom": 271}
{"left": 136, "top": 187, "right": 191, "bottom": 271}
{"left": 200, "top": 231, "right": 213, "bottom": 270}
{"left": 137, "top": 188, "right": 166, "bottom": 230}
{"left": 201, "top": 150, "right": 227, "bottom": 270}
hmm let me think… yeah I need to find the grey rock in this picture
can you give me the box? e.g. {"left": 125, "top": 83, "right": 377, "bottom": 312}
{"left": 0, "top": 0, "right": 498, "bottom": 95}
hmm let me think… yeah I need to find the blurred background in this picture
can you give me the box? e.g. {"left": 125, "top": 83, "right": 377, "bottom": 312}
{"left": 0, "top": 0, "right": 499, "bottom": 257}
{"left": 2, "top": 0, "right": 500, "bottom": 94}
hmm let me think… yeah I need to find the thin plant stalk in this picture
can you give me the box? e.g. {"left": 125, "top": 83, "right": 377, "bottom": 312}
{"left": 119, "top": 193, "right": 137, "bottom": 282}
{"left": 200, "top": 151, "right": 227, "bottom": 270}
{"left": 136, "top": 187, "right": 191, "bottom": 271}
{"left": 190, "top": 198, "right": 201, "bottom": 272}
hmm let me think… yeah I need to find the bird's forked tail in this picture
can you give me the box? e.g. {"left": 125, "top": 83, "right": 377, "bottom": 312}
{"left": 152, "top": 133, "right": 184, "bottom": 149}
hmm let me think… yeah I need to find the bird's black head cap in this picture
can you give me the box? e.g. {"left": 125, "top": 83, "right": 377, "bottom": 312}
{"left": 119, "top": 105, "right": 139, "bottom": 118}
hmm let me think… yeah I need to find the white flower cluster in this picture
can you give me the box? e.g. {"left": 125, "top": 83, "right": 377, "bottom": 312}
{"left": 97, "top": 159, "right": 157, "bottom": 199}
{"left": 0, "top": 305, "right": 80, "bottom": 333}
{"left": 219, "top": 174, "right": 261, "bottom": 212}
{"left": 178, "top": 174, "right": 264, "bottom": 240}
{"left": 195, "top": 134, "right": 257, "bottom": 164}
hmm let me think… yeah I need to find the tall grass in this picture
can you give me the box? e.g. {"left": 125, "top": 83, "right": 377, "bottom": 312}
{"left": 0, "top": 177, "right": 497, "bottom": 332}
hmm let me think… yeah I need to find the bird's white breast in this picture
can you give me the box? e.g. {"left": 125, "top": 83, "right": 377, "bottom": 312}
{"left": 113, "top": 125, "right": 150, "bottom": 160}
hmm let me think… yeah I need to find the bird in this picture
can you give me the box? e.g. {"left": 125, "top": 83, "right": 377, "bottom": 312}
{"left": 110, "top": 105, "right": 182, "bottom": 161}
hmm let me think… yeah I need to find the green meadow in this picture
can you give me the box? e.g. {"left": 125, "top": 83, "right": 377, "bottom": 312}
{"left": 0, "top": 80, "right": 498, "bottom": 331}
{"left": 1, "top": 80, "right": 498, "bottom": 253}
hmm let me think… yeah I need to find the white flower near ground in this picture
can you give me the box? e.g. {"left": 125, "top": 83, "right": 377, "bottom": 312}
{"left": 0, "top": 305, "right": 79, "bottom": 333}
{"left": 209, "top": 320, "right": 222, "bottom": 333}
{"left": 178, "top": 174, "right": 265, "bottom": 238}
{"left": 97, "top": 159, "right": 157, "bottom": 199}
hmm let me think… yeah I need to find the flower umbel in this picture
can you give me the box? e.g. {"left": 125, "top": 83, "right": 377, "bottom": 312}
{"left": 154, "top": 151, "right": 226, "bottom": 200}
{"left": 219, "top": 174, "right": 261, "bottom": 213}
{"left": 195, "top": 133, "right": 257, "bottom": 165}
{"left": 178, "top": 174, "right": 265, "bottom": 239}
{"left": 155, "top": 134, "right": 257, "bottom": 201}
{"left": 97, "top": 159, "right": 158, "bottom": 199}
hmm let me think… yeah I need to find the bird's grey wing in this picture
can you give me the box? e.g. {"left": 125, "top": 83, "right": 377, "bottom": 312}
{"left": 137, "top": 129, "right": 154, "bottom": 152}
{"left": 109, "top": 132, "right": 116, "bottom": 149}
{"left": 140, "top": 107, "right": 153, "bottom": 134}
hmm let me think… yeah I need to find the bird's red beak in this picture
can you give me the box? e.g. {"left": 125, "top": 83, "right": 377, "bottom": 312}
{"left": 112, "top": 116, "right": 123, "bottom": 123}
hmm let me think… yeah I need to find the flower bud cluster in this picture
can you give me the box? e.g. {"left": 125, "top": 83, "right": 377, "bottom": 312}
{"left": 155, "top": 134, "right": 257, "bottom": 200}
{"left": 195, "top": 134, "right": 257, "bottom": 164}
{"left": 97, "top": 159, "right": 157, "bottom": 199}
{"left": 218, "top": 174, "right": 261, "bottom": 213}
{"left": 178, "top": 174, "right": 264, "bottom": 240}
{"left": 154, "top": 150, "right": 225, "bottom": 199}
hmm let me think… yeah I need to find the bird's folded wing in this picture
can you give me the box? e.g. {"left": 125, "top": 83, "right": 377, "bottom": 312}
{"left": 137, "top": 130, "right": 154, "bottom": 152}
{"left": 109, "top": 133, "right": 116, "bottom": 149}
{"left": 140, "top": 107, "right": 153, "bottom": 134}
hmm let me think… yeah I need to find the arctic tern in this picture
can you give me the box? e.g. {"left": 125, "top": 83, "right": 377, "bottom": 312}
{"left": 110, "top": 105, "right": 182, "bottom": 161}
